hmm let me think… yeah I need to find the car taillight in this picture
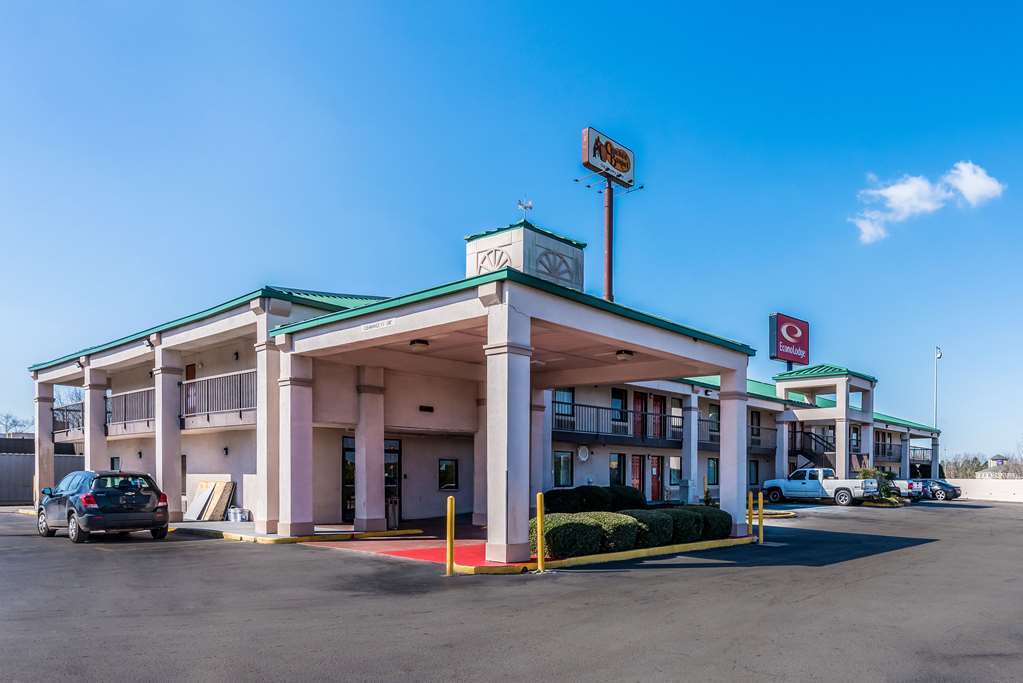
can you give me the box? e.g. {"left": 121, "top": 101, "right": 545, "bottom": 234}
{"left": 157, "top": 493, "right": 168, "bottom": 508}
{"left": 81, "top": 493, "right": 98, "bottom": 509}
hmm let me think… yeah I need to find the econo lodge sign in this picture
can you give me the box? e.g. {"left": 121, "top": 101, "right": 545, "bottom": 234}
{"left": 582, "top": 127, "right": 635, "bottom": 187}
{"left": 769, "top": 313, "right": 810, "bottom": 365}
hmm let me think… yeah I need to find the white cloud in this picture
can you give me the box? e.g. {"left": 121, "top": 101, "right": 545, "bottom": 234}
{"left": 942, "top": 161, "right": 1006, "bottom": 206}
{"left": 850, "top": 161, "right": 1005, "bottom": 244}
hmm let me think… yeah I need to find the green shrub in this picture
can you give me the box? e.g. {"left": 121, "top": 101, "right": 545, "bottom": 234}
{"left": 658, "top": 508, "right": 704, "bottom": 544}
{"left": 543, "top": 488, "right": 582, "bottom": 514}
{"left": 575, "top": 485, "right": 613, "bottom": 512}
{"left": 618, "top": 509, "right": 674, "bottom": 548}
{"left": 529, "top": 513, "right": 602, "bottom": 559}
{"left": 681, "top": 506, "right": 733, "bottom": 540}
{"left": 608, "top": 485, "right": 646, "bottom": 511}
{"left": 577, "top": 512, "right": 639, "bottom": 552}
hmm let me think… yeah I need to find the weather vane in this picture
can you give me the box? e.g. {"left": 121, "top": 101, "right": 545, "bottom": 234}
{"left": 517, "top": 199, "right": 533, "bottom": 220}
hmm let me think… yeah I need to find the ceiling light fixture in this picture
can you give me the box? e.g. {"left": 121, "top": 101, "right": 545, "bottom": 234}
{"left": 409, "top": 339, "right": 430, "bottom": 352}
{"left": 615, "top": 350, "right": 634, "bottom": 361}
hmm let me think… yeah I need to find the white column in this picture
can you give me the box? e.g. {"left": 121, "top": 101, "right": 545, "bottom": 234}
{"left": 718, "top": 369, "right": 748, "bottom": 536}
{"left": 278, "top": 352, "right": 314, "bottom": 537}
{"left": 682, "top": 393, "right": 700, "bottom": 503}
{"left": 355, "top": 366, "right": 386, "bottom": 532}
{"left": 834, "top": 419, "right": 849, "bottom": 479}
{"left": 33, "top": 382, "right": 54, "bottom": 505}
{"left": 252, "top": 298, "right": 289, "bottom": 535}
{"left": 472, "top": 382, "right": 487, "bottom": 526}
{"left": 529, "top": 388, "right": 545, "bottom": 510}
{"left": 82, "top": 364, "right": 108, "bottom": 471}
{"left": 775, "top": 421, "right": 790, "bottom": 479}
{"left": 900, "top": 434, "right": 911, "bottom": 479}
{"left": 862, "top": 423, "right": 875, "bottom": 470}
{"left": 154, "top": 346, "right": 184, "bottom": 521}
{"left": 484, "top": 300, "right": 532, "bottom": 563}
{"left": 930, "top": 436, "right": 940, "bottom": 479}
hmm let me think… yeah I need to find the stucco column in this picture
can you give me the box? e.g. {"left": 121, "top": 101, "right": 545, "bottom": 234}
{"left": 833, "top": 419, "right": 849, "bottom": 479}
{"left": 33, "top": 382, "right": 55, "bottom": 505}
{"left": 775, "top": 421, "right": 790, "bottom": 479}
{"left": 278, "top": 352, "right": 314, "bottom": 537}
{"left": 529, "top": 388, "right": 545, "bottom": 510}
{"left": 472, "top": 382, "right": 487, "bottom": 526}
{"left": 154, "top": 346, "right": 184, "bottom": 521}
{"left": 682, "top": 393, "right": 700, "bottom": 503}
{"left": 254, "top": 340, "right": 281, "bottom": 534}
{"left": 484, "top": 302, "right": 532, "bottom": 563}
{"left": 900, "top": 434, "right": 911, "bottom": 479}
{"left": 718, "top": 369, "right": 748, "bottom": 536}
{"left": 930, "top": 436, "right": 940, "bottom": 479}
{"left": 355, "top": 366, "right": 386, "bottom": 532}
{"left": 861, "top": 423, "right": 874, "bottom": 471}
{"left": 83, "top": 364, "right": 108, "bottom": 472}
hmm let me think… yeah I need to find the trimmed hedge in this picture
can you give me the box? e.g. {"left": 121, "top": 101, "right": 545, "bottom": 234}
{"left": 658, "top": 508, "right": 704, "bottom": 544}
{"left": 577, "top": 512, "right": 639, "bottom": 552}
{"left": 608, "top": 485, "right": 646, "bottom": 511}
{"left": 619, "top": 509, "right": 674, "bottom": 548}
{"left": 529, "top": 513, "right": 602, "bottom": 559}
{"left": 575, "top": 485, "right": 613, "bottom": 512}
{"left": 680, "top": 506, "right": 733, "bottom": 540}
{"left": 543, "top": 488, "right": 581, "bottom": 514}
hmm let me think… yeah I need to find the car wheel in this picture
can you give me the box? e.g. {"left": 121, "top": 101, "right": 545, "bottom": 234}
{"left": 834, "top": 489, "right": 852, "bottom": 506}
{"left": 934, "top": 489, "right": 947, "bottom": 501}
{"left": 766, "top": 488, "right": 784, "bottom": 504}
{"left": 150, "top": 526, "right": 168, "bottom": 540}
{"left": 37, "top": 511, "right": 56, "bottom": 537}
{"left": 68, "top": 514, "right": 89, "bottom": 544}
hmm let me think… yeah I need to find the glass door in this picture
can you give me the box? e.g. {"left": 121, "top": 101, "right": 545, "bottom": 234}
{"left": 340, "top": 437, "right": 402, "bottom": 524}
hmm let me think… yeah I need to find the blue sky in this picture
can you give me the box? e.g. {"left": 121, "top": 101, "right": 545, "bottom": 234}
{"left": 1, "top": 2, "right": 1020, "bottom": 456}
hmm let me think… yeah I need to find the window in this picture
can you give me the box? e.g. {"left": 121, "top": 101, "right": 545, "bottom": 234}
{"left": 553, "top": 388, "right": 575, "bottom": 429}
{"left": 181, "top": 454, "right": 187, "bottom": 495}
{"left": 789, "top": 470, "right": 807, "bottom": 481}
{"left": 850, "top": 426, "right": 861, "bottom": 452}
{"left": 438, "top": 459, "right": 459, "bottom": 490}
{"left": 609, "top": 453, "right": 625, "bottom": 486}
{"left": 553, "top": 451, "right": 574, "bottom": 487}
{"left": 669, "top": 456, "right": 682, "bottom": 485}
{"left": 610, "top": 388, "right": 628, "bottom": 432}
{"left": 748, "top": 460, "right": 759, "bottom": 485}
{"left": 110, "top": 456, "right": 121, "bottom": 471}
{"left": 91, "top": 474, "right": 157, "bottom": 492}
{"left": 669, "top": 398, "right": 683, "bottom": 440}
{"left": 707, "top": 458, "right": 719, "bottom": 486}
{"left": 707, "top": 404, "right": 720, "bottom": 443}
{"left": 808, "top": 470, "right": 820, "bottom": 481}
{"left": 750, "top": 410, "right": 761, "bottom": 446}
{"left": 821, "top": 468, "right": 836, "bottom": 480}
{"left": 55, "top": 473, "right": 77, "bottom": 493}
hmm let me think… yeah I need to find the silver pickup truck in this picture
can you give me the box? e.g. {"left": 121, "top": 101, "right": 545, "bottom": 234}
{"left": 763, "top": 468, "right": 879, "bottom": 506}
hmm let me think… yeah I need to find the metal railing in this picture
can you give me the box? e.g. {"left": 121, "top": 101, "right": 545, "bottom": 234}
{"left": 909, "top": 446, "right": 932, "bottom": 462}
{"left": 749, "top": 425, "right": 777, "bottom": 450}
{"left": 105, "top": 388, "right": 155, "bottom": 424}
{"left": 181, "top": 369, "right": 257, "bottom": 417}
{"left": 874, "top": 443, "right": 902, "bottom": 461}
{"left": 698, "top": 418, "right": 720, "bottom": 444}
{"left": 552, "top": 401, "right": 683, "bottom": 441}
{"left": 52, "top": 402, "right": 84, "bottom": 432}
{"left": 791, "top": 430, "right": 835, "bottom": 455}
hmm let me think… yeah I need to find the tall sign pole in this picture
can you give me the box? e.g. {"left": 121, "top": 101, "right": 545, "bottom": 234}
{"left": 604, "top": 175, "right": 614, "bottom": 301}
{"left": 582, "top": 128, "right": 635, "bottom": 303}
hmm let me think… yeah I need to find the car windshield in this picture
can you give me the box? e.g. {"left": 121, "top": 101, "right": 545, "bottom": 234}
{"left": 91, "top": 475, "right": 157, "bottom": 492}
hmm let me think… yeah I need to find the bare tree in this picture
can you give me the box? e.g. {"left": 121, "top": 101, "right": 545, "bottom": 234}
{"left": 54, "top": 386, "right": 84, "bottom": 407}
{"left": 941, "top": 453, "right": 986, "bottom": 479}
{"left": 0, "top": 413, "right": 33, "bottom": 435}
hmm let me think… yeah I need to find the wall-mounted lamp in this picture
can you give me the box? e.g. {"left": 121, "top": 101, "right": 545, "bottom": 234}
{"left": 144, "top": 339, "right": 154, "bottom": 349}
{"left": 75, "top": 359, "right": 85, "bottom": 369}
{"left": 137, "top": 451, "right": 143, "bottom": 459}
{"left": 233, "top": 351, "right": 240, "bottom": 361}
{"left": 615, "top": 349, "right": 634, "bottom": 361}
{"left": 223, "top": 447, "right": 230, "bottom": 456}
{"left": 409, "top": 339, "right": 430, "bottom": 352}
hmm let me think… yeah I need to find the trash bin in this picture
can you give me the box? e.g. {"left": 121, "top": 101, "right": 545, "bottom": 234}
{"left": 386, "top": 497, "right": 400, "bottom": 530}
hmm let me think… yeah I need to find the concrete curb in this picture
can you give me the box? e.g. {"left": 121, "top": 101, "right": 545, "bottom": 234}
{"left": 169, "top": 526, "right": 425, "bottom": 544}
{"left": 862, "top": 501, "right": 904, "bottom": 508}
{"left": 17, "top": 509, "right": 35, "bottom": 517}
{"left": 454, "top": 535, "right": 756, "bottom": 575}
{"left": 760, "top": 510, "right": 798, "bottom": 519}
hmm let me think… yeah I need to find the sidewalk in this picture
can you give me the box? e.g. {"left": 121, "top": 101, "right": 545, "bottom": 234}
{"left": 171, "top": 519, "right": 424, "bottom": 544}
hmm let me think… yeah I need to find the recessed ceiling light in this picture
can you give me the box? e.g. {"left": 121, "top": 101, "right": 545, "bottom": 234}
{"left": 615, "top": 350, "right": 634, "bottom": 361}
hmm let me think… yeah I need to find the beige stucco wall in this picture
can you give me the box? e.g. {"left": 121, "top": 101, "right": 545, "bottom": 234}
{"left": 181, "top": 429, "right": 256, "bottom": 510}
{"left": 181, "top": 341, "right": 256, "bottom": 379}
{"left": 106, "top": 437, "right": 156, "bottom": 475}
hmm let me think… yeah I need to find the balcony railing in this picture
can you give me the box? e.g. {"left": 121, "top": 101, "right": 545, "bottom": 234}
{"left": 52, "top": 402, "right": 84, "bottom": 432}
{"left": 791, "top": 430, "right": 835, "bottom": 455}
{"left": 749, "top": 425, "right": 777, "bottom": 450}
{"left": 106, "top": 388, "right": 155, "bottom": 424}
{"left": 181, "top": 369, "right": 257, "bottom": 418}
{"left": 874, "top": 443, "right": 902, "bottom": 461}
{"left": 909, "top": 446, "right": 932, "bottom": 462}
{"left": 552, "top": 401, "right": 683, "bottom": 442}
{"left": 697, "top": 418, "right": 720, "bottom": 444}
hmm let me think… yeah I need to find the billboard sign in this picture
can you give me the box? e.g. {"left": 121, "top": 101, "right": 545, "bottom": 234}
{"left": 582, "top": 127, "right": 635, "bottom": 187}
{"left": 769, "top": 313, "right": 810, "bottom": 365}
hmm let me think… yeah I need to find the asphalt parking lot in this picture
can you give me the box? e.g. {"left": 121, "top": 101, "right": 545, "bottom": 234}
{"left": 2, "top": 500, "right": 1022, "bottom": 682}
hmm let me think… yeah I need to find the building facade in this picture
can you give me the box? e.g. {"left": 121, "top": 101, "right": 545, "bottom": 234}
{"left": 29, "top": 220, "right": 939, "bottom": 562}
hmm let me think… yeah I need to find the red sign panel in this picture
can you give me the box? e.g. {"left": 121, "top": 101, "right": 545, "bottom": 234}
{"left": 769, "top": 313, "right": 810, "bottom": 365}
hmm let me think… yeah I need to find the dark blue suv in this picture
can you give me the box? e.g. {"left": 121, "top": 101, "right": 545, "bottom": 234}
{"left": 37, "top": 471, "right": 170, "bottom": 543}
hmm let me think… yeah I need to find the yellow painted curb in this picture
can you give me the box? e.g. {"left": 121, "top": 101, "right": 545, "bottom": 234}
{"left": 169, "top": 526, "right": 424, "bottom": 544}
{"left": 453, "top": 535, "right": 756, "bottom": 575}
{"left": 761, "top": 510, "right": 798, "bottom": 519}
{"left": 17, "top": 508, "right": 36, "bottom": 517}
{"left": 862, "top": 501, "right": 903, "bottom": 508}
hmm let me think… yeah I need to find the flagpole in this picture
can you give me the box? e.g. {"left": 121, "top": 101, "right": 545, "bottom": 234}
{"left": 933, "top": 347, "right": 940, "bottom": 429}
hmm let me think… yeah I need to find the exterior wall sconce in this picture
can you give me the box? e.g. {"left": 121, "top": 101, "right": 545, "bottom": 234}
{"left": 233, "top": 351, "right": 240, "bottom": 361}
{"left": 144, "top": 339, "right": 154, "bottom": 349}
{"left": 75, "top": 359, "right": 85, "bottom": 369}
{"left": 137, "top": 451, "right": 143, "bottom": 459}
{"left": 409, "top": 339, "right": 430, "bottom": 352}
{"left": 223, "top": 447, "right": 230, "bottom": 456}
{"left": 615, "top": 349, "right": 634, "bottom": 361}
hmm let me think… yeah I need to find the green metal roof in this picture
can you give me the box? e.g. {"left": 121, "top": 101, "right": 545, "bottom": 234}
{"left": 773, "top": 363, "right": 878, "bottom": 383}
{"left": 464, "top": 219, "right": 587, "bottom": 250}
{"left": 28, "top": 285, "right": 384, "bottom": 373}
{"left": 682, "top": 375, "right": 937, "bottom": 434}
{"left": 274, "top": 267, "right": 756, "bottom": 357}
